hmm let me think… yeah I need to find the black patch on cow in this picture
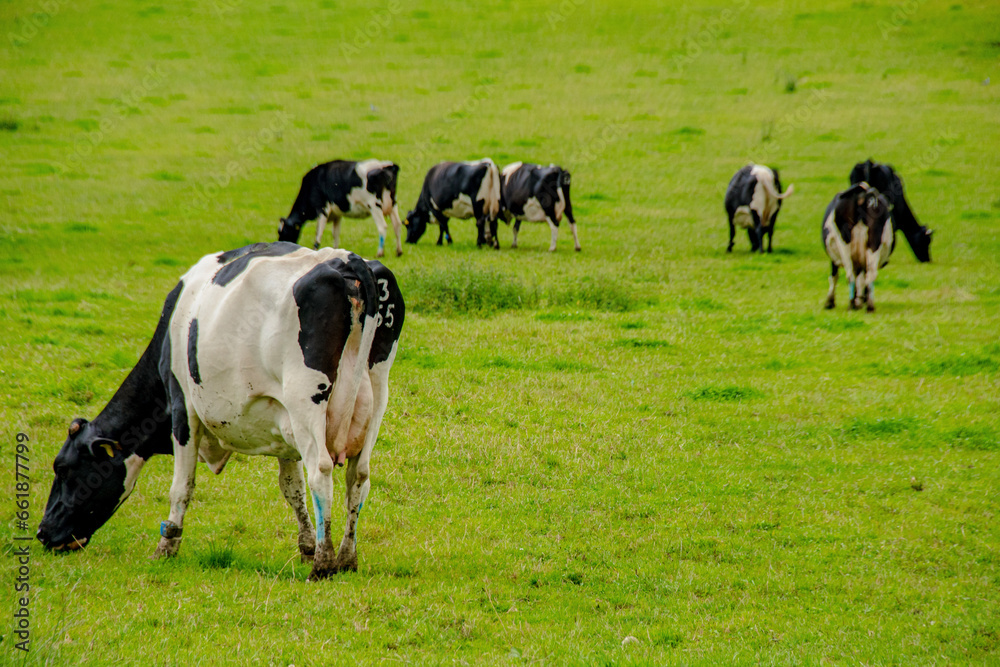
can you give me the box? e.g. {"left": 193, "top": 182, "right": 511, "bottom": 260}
{"left": 279, "top": 161, "right": 372, "bottom": 244}
{"left": 500, "top": 163, "right": 574, "bottom": 227}
{"left": 292, "top": 253, "right": 378, "bottom": 385}
{"left": 187, "top": 319, "right": 201, "bottom": 385}
{"left": 366, "top": 260, "right": 405, "bottom": 367}
{"left": 849, "top": 159, "right": 931, "bottom": 262}
{"left": 156, "top": 324, "right": 191, "bottom": 447}
{"left": 212, "top": 242, "right": 300, "bottom": 286}
{"left": 311, "top": 382, "right": 332, "bottom": 404}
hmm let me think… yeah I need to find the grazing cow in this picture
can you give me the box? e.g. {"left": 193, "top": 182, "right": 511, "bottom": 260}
{"left": 822, "top": 183, "right": 894, "bottom": 312}
{"left": 277, "top": 159, "right": 404, "bottom": 258}
{"left": 724, "top": 163, "right": 794, "bottom": 254}
{"left": 499, "top": 162, "right": 580, "bottom": 252}
{"left": 850, "top": 159, "right": 933, "bottom": 263}
{"left": 37, "top": 243, "right": 405, "bottom": 580}
{"left": 405, "top": 159, "right": 501, "bottom": 248}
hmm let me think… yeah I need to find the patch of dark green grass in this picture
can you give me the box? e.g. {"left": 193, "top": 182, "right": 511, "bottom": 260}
{"left": 0, "top": 117, "right": 19, "bottom": 131}
{"left": 403, "top": 264, "right": 534, "bottom": 315}
{"left": 945, "top": 426, "right": 998, "bottom": 451}
{"left": 618, "top": 319, "right": 646, "bottom": 329}
{"left": 685, "top": 385, "right": 763, "bottom": 401}
{"left": 152, "top": 256, "right": 185, "bottom": 267}
{"left": 197, "top": 542, "right": 239, "bottom": 570}
{"left": 149, "top": 171, "right": 184, "bottom": 181}
{"left": 548, "top": 280, "right": 646, "bottom": 313}
{"left": 651, "top": 629, "right": 684, "bottom": 648}
{"left": 66, "top": 222, "right": 98, "bottom": 232}
{"left": 535, "top": 311, "right": 593, "bottom": 322}
{"left": 671, "top": 126, "right": 705, "bottom": 136}
{"left": 905, "top": 354, "right": 998, "bottom": 377}
{"left": 679, "top": 298, "right": 727, "bottom": 312}
{"left": 14, "top": 288, "right": 80, "bottom": 303}
{"left": 843, "top": 416, "right": 920, "bottom": 438}
{"left": 613, "top": 339, "right": 672, "bottom": 349}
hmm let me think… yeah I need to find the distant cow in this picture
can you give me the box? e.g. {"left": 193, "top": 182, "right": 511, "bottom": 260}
{"left": 278, "top": 159, "right": 404, "bottom": 258}
{"left": 499, "top": 162, "right": 579, "bottom": 252}
{"left": 724, "top": 163, "right": 794, "bottom": 253}
{"left": 850, "top": 159, "right": 933, "bottom": 262}
{"left": 37, "top": 243, "right": 405, "bottom": 580}
{"left": 405, "top": 159, "right": 501, "bottom": 248}
{"left": 822, "top": 183, "right": 894, "bottom": 312}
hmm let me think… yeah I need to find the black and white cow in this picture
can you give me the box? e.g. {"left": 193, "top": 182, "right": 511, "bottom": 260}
{"left": 277, "top": 159, "right": 404, "bottom": 258}
{"left": 724, "top": 163, "right": 794, "bottom": 254}
{"left": 822, "top": 183, "right": 894, "bottom": 312}
{"left": 850, "top": 159, "right": 933, "bottom": 263}
{"left": 405, "top": 159, "right": 501, "bottom": 248}
{"left": 499, "top": 162, "right": 580, "bottom": 252}
{"left": 37, "top": 243, "right": 405, "bottom": 580}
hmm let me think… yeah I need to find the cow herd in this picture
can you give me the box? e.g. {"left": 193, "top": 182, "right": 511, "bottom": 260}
{"left": 36, "top": 151, "right": 933, "bottom": 580}
{"left": 725, "top": 158, "right": 932, "bottom": 312}
{"left": 277, "top": 158, "right": 579, "bottom": 256}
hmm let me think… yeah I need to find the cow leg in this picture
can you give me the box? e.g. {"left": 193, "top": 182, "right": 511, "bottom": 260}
{"left": 313, "top": 213, "right": 328, "bottom": 250}
{"left": 490, "top": 217, "right": 499, "bottom": 249}
{"left": 825, "top": 263, "right": 838, "bottom": 309}
{"left": 370, "top": 207, "right": 389, "bottom": 258}
{"left": 335, "top": 350, "right": 396, "bottom": 573}
{"left": 727, "top": 212, "right": 736, "bottom": 252}
{"left": 436, "top": 224, "right": 445, "bottom": 246}
{"left": 563, "top": 208, "right": 581, "bottom": 252}
{"left": 330, "top": 215, "right": 342, "bottom": 250}
{"left": 388, "top": 204, "right": 404, "bottom": 256}
{"left": 546, "top": 218, "right": 559, "bottom": 252}
{"left": 850, "top": 270, "right": 864, "bottom": 310}
{"left": 766, "top": 225, "right": 774, "bottom": 253}
{"left": 473, "top": 200, "right": 490, "bottom": 248}
{"left": 278, "top": 457, "right": 316, "bottom": 563}
{"left": 865, "top": 252, "right": 880, "bottom": 312}
{"left": 511, "top": 220, "right": 522, "bottom": 248}
{"left": 153, "top": 412, "right": 200, "bottom": 559}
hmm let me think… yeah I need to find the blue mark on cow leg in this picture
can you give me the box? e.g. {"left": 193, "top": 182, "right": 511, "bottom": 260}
{"left": 378, "top": 234, "right": 385, "bottom": 253}
{"left": 312, "top": 491, "right": 325, "bottom": 542}
{"left": 849, "top": 282, "right": 856, "bottom": 301}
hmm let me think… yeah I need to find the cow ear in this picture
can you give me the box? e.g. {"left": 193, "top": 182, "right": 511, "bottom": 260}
{"left": 388, "top": 164, "right": 400, "bottom": 176}
{"left": 69, "top": 418, "right": 88, "bottom": 436}
{"left": 88, "top": 438, "right": 120, "bottom": 459}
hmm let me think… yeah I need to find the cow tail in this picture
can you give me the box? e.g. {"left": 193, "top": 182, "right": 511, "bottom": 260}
{"left": 485, "top": 158, "right": 500, "bottom": 220}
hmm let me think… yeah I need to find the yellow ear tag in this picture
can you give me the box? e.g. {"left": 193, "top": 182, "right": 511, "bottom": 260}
{"left": 100, "top": 443, "right": 115, "bottom": 458}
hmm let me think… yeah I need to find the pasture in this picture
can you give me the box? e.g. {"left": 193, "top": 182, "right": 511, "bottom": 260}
{"left": 2, "top": 0, "right": 999, "bottom": 663}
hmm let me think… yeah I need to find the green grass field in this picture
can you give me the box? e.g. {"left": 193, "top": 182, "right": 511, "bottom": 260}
{"left": 2, "top": 0, "right": 999, "bottom": 663}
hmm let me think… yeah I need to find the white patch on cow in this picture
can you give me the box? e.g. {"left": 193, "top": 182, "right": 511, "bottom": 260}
{"left": 850, "top": 222, "right": 869, "bottom": 270}
{"left": 733, "top": 204, "right": 754, "bottom": 229}
{"left": 554, "top": 186, "right": 566, "bottom": 222}
{"left": 441, "top": 193, "right": 474, "bottom": 219}
{"left": 520, "top": 196, "right": 546, "bottom": 222}
{"left": 501, "top": 161, "right": 523, "bottom": 182}
{"left": 117, "top": 454, "right": 146, "bottom": 506}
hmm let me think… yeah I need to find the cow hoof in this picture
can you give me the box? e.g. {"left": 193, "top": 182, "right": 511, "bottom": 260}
{"left": 300, "top": 552, "right": 315, "bottom": 564}
{"left": 436, "top": 240, "right": 443, "bottom": 246}
{"left": 151, "top": 536, "right": 182, "bottom": 559}
{"left": 306, "top": 566, "right": 333, "bottom": 581}
{"left": 575, "top": 246, "right": 582, "bottom": 252}
{"left": 396, "top": 249, "right": 403, "bottom": 257}
{"left": 376, "top": 250, "right": 385, "bottom": 258}
{"left": 866, "top": 304, "right": 875, "bottom": 313}
{"left": 726, "top": 246, "right": 733, "bottom": 253}
{"left": 333, "top": 552, "right": 358, "bottom": 573}
{"left": 824, "top": 299, "right": 835, "bottom": 310}
{"left": 313, "top": 244, "right": 320, "bottom": 251}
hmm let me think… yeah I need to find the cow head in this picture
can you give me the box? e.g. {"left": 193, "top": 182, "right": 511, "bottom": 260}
{"left": 405, "top": 208, "right": 429, "bottom": 243}
{"left": 908, "top": 226, "right": 933, "bottom": 263}
{"left": 37, "top": 418, "right": 129, "bottom": 552}
{"left": 277, "top": 216, "right": 303, "bottom": 244}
